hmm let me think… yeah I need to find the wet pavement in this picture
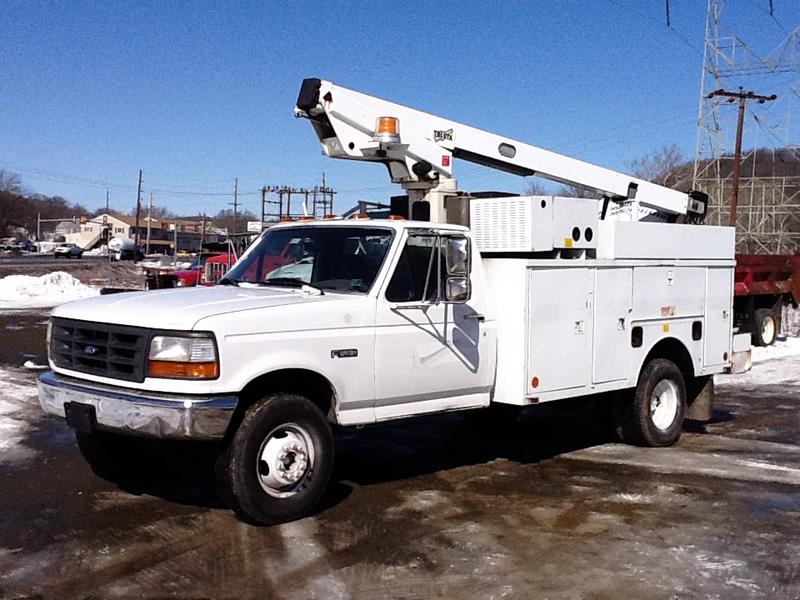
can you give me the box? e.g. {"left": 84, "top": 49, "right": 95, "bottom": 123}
{"left": 1, "top": 311, "right": 799, "bottom": 599}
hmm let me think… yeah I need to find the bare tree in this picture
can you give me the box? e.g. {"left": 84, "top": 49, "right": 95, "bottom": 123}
{"left": 626, "top": 144, "right": 691, "bottom": 189}
{"left": 555, "top": 184, "right": 601, "bottom": 199}
{"left": 0, "top": 170, "right": 23, "bottom": 194}
{"left": 523, "top": 179, "right": 548, "bottom": 196}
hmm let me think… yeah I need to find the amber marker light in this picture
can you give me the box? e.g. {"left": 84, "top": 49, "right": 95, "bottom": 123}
{"left": 148, "top": 361, "right": 219, "bottom": 379}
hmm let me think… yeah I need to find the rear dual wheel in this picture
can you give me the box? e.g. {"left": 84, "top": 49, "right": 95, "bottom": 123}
{"left": 617, "top": 359, "right": 686, "bottom": 447}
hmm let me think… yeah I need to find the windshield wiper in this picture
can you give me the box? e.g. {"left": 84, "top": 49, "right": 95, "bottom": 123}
{"left": 261, "top": 277, "right": 305, "bottom": 287}
{"left": 261, "top": 278, "right": 325, "bottom": 295}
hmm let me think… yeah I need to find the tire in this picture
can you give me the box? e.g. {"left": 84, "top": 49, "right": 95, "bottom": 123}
{"left": 75, "top": 431, "right": 147, "bottom": 482}
{"left": 215, "top": 393, "right": 333, "bottom": 526}
{"left": 753, "top": 308, "right": 778, "bottom": 347}
{"left": 619, "top": 359, "right": 686, "bottom": 447}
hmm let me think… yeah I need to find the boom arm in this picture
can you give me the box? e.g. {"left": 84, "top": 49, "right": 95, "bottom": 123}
{"left": 295, "top": 78, "right": 706, "bottom": 220}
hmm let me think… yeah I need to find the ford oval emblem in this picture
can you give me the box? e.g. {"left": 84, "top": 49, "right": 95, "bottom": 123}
{"left": 83, "top": 345, "right": 98, "bottom": 355}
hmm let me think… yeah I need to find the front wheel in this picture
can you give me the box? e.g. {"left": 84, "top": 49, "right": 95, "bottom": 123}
{"left": 215, "top": 393, "right": 334, "bottom": 525}
{"left": 618, "top": 359, "right": 686, "bottom": 447}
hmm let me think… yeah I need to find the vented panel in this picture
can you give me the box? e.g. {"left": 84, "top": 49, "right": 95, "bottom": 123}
{"left": 470, "top": 197, "right": 533, "bottom": 252}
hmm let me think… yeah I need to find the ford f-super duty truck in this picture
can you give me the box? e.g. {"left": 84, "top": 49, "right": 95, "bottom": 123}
{"left": 38, "top": 79, "right": 750, "bottom": 525}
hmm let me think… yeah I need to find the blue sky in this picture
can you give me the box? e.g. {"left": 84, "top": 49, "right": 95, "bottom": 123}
{"left": 1, "top": 1, "right": 796, "bottom": 216}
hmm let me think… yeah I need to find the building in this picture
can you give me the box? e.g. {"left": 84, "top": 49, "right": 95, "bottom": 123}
{"left": 65, "top": 213, "right": 221, "bottom": 255}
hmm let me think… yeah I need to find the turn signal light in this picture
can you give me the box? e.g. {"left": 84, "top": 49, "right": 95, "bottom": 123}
{"left": 147, "top": 360, "right": 219, "bottom": 379}
{"left": 372, "top": 116, "right": 400, "bottom": 143}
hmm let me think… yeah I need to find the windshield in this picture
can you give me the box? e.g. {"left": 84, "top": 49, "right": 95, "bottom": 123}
{"left": 223, "top": 226, "right": 394, "bottom": 293}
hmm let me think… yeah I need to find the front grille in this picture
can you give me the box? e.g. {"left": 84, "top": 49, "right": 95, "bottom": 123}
{"left": 50, "top": 318, "right": 150, "bottom": 383}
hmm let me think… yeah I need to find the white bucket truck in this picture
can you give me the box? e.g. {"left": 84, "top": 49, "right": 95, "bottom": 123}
{"left": 38, "top": 79, "right": 750, "bottom": 525}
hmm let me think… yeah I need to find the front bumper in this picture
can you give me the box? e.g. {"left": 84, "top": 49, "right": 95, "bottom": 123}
{"left": 37, "top": 370, "right": 238, "bottom": 440}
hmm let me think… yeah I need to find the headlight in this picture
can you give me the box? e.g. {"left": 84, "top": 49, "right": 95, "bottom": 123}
{"left": 175, "top": 280, "right": 185, "bottom": 287}
{"left": 147, "top": 334, "right": 219, "bottom": 379}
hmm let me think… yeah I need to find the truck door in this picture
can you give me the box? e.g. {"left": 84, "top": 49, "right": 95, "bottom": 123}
{"left": 373, "top": 232, "right": 493, "bottom": 419}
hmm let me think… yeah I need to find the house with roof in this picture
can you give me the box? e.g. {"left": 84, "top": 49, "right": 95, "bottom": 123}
{"left": 65, "top": 213, "right": 221, "bottom": 254}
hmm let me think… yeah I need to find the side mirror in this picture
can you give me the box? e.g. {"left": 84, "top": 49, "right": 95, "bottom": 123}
{"left": 445, "top": 237, "right": 469, "bottom": 275}
{"left": 445, "top": 276, "right": 470, "bottom": 302}
{"left": 444, "top": 236, "right": 470, "bottom": 302}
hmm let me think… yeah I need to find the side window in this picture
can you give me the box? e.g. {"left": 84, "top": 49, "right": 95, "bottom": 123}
{"left": 386, "top": 235, "right": 440, "bottom": 302}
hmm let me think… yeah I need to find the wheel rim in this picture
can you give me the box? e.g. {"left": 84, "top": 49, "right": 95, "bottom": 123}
{"left": 650, "top": 379, "right": 679, "bottom": 430}
{"left": 256, "top": 423, "right": 315, "bottom": 498}
{"left": 762, "top": 316, "right": 775, "bottom": 344}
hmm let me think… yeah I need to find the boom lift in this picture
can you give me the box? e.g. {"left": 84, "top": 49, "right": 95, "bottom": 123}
{"left": 294, "top": 78, "right": 708, "bottom": 224}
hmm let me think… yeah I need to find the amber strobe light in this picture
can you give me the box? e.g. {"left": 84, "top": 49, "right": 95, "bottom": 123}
{"left": 372, "top": 116, "right": 400, "bottom": 143}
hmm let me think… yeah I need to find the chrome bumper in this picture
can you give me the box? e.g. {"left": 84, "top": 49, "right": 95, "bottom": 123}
{"left": 37, "top": 371, "right": 238, "bottom": 440}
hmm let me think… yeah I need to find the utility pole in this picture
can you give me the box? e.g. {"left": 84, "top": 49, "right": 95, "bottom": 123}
{"left": 707, "top": 88, "right": 777, "bottom": 227}
{"left": 199, "top": 212, "right": 206, "bottom": 258}
{"left": 146, "top": 192, "right": 153, "bottom": 254}
{"left": 105, "top": 189, "right": 109, "bottom": 213}
{"left": 261, "top": 186, "right": 267, "bottom": 227}
{"left": 230, "top": 177, "right": 239, "bottom": 251}
{"left": 134, "top": 169, "right": 143, "bottom": 262}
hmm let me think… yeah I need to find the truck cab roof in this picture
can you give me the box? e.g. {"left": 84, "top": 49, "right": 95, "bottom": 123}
{"left": 266, "top": 218, "right": 469, "bottom": 234}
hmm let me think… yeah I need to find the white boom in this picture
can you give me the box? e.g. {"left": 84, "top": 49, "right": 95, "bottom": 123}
{"left": 294, "top": 78, "right": 707, "bottom": 222}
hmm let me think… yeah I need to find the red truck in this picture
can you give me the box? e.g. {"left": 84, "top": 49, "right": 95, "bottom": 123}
{"left": 173, "top": 252, "right": 236, "bottom": 287}
{"left": 146, "top": 253, "right": 237, "bottom": 289}
{"left": 734, "top": 254, "right": 800, "bottom": 346}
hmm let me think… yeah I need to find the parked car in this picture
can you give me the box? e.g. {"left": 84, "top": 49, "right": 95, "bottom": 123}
{"left": 53, "top": 243, "right": 83, "bottom": 259}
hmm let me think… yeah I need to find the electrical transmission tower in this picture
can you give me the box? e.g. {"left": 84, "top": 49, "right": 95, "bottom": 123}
{"left": 692, "top": 0, "right": 800, "bottom": 253}
{"left": 259, "top": 176, "right": 337, "bottom": 227}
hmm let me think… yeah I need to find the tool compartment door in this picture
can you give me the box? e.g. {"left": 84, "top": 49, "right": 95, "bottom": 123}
{"left": 704, "top": 267, "right": 733, "bottom": 367}
{"left": 592, "top": 268, "right": 633, "bottom": 383}
{"left": 526, "top": 268, "right": 593, "bottom": 394}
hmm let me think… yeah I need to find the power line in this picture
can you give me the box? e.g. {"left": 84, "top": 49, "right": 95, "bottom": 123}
{"left": 605, "top": 0, "right": 705, "bottom": 58}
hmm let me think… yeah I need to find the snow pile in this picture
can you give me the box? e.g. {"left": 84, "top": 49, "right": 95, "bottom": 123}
{"left": 751, "top": 336, "right": 800, "bottom": 364}
{"left": 0, "top": 271, "right": 99, "bottom": 309}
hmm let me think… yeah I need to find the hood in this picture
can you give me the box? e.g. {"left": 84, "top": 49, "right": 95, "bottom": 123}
{"left": 51, "top": 285, "right": 342, "bottom": 330}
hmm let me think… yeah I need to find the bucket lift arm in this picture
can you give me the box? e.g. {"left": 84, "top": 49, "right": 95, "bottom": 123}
{"left": 294, "top": 78, "right": 707, "bottom": 220}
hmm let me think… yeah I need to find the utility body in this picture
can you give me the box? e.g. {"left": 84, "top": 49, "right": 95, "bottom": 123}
{"left": 38, "top": 78, "right": 749, "bottom": 525}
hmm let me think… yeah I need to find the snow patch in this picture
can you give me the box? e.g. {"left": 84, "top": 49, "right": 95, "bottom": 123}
{"left": 0, "top": 367, "right": 42, "bottom": 464}
{"left": 751, "top": 336, "right": 800, "bottom": 364}
{"left": 0, "top": 271, "right": 99, "bottom": 309}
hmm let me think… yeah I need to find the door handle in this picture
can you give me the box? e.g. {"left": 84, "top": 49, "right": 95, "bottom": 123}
{"left": 464, "top": 314, "right": 485, "bottom": 322}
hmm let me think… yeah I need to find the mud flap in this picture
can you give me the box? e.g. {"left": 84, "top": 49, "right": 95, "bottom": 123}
{"left": 686, "top": 376, "right": 714, "bottom": 422}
